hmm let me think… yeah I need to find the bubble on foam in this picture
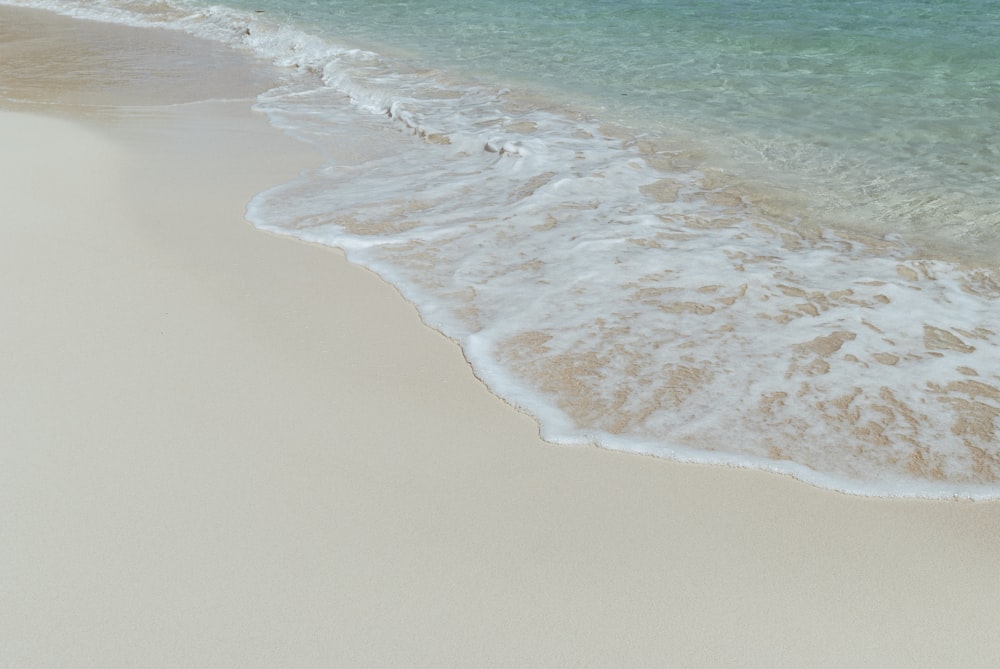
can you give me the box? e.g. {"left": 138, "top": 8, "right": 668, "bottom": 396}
{"left": 246, "top": 63, "right": 1000, "bottom": 498}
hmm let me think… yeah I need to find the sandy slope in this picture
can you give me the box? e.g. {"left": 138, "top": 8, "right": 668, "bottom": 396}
{"left": 2, "top": 7, "right": 999, "bottom": 667}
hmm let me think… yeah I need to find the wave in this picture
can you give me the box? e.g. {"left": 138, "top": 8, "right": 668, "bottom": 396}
{"left": 10, "top": 0, "right": 1000, "bottom": 498}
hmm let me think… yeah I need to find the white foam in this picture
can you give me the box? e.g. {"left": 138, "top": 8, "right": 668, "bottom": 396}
{"left": 247, "top": 67, "right": 1000, "bottom": 498}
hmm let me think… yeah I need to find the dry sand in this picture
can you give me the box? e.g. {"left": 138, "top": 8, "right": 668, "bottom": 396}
{"left": 2, "top": 6, "right": 1000, "bottom": 667}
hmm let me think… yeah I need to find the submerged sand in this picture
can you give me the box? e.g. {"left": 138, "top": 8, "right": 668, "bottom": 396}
{"left": 2, "top": 6, "right": 1000, "bottom": 667}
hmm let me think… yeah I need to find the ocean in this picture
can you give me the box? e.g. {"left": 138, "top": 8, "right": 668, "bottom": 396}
{"left": 7, "top": 0, "right": 1000, "bottom": 497}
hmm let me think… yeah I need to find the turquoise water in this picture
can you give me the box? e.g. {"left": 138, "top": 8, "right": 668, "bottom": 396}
{"left": 231, "top": 0, "right": 1000, "bottom": 253}
{"left": 10, "top": 0, "right": 1000, "bottom": 497}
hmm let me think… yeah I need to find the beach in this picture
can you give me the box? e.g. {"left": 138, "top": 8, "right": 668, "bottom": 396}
{"left": 3, "top": 6, "right": 1000, "bottom": 667}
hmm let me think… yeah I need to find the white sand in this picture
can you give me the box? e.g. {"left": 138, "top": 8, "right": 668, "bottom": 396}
{"left": 2, "top": 8, "right": 1000, "bottom": 667}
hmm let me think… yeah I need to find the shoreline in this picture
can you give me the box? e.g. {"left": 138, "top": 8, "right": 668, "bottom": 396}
{"left": 9, "top": 2, "right": 1000, "bottom": 498}
{"left": 3, "top": 6, "right": 1000, "bottom": 667}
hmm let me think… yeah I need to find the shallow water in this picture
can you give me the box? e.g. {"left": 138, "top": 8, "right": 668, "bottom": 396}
{"left": 7, "top": 0, "right": 1000, "bottom": 497}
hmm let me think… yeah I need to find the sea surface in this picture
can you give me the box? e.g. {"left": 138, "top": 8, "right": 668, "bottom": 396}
{"left": 8, "top": 0, "right": 1000, "bottom": 497}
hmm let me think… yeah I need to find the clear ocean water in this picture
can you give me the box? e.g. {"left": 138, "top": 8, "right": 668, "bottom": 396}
{"left": 10, "top": 0, "right": 1000, "bottom": 497}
